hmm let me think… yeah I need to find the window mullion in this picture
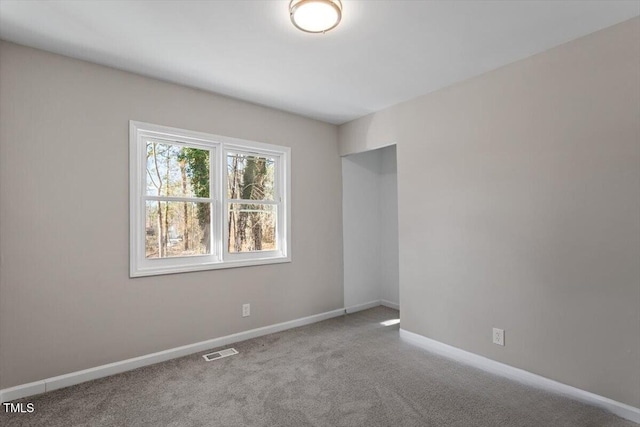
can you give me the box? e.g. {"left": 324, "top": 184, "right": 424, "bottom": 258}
{"left": 211, "top": 144, "right": 225, "bottom": 262}
{"left": 222, "top": 147, "right": 230, "bottom": 260}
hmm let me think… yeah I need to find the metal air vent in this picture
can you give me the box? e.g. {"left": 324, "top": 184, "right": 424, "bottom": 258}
{"left": 202, "top": 348, "right": 238, "bottom": 361}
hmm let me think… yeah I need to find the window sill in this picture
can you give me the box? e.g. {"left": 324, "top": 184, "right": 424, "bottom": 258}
{"left": 130, "top": 255, "right": 291, "bottom": 278}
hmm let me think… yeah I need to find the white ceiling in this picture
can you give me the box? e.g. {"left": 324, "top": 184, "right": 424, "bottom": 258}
{"left": 0, "top": 1, "right": 638, "bottom": 124}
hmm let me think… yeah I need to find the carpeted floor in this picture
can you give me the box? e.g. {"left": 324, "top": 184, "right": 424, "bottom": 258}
{"left": 0, "top": 306, "right": 635, "bottom": 426}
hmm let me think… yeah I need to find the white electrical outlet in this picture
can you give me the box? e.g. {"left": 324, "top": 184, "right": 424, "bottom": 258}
{"left": 493, "top": 328, "right": 505, "bottom": 346}
{"left": 242, "top": 303, "right": 250, "bottom": 317}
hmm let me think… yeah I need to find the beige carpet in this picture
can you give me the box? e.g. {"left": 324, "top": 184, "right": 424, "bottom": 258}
{"left": 0, "top": 306, "right": 635, "bottom": 426}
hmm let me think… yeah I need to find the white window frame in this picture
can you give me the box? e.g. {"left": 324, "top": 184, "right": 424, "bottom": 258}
{"left": 130, "top": 121, "right": 291, "bottom": 277}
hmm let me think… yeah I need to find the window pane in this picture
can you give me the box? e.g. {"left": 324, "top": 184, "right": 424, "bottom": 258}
{"left": 146, "top": 141, "right": 210, "bottom": 198}
{"left": 227, "top": 153, "right": 275, "bottom": 201}
{"left": 228, "top": 204, "right": 276, "bottom": 253}
{"left": 145, "top": 201, "right": 211, "bottom": 258}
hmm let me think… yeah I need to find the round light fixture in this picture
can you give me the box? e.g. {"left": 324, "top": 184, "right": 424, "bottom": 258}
{"left": 289, "top": 0, "right": 342, "bottom": 34}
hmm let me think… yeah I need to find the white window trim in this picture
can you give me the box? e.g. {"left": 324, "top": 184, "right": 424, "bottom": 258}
{"left": 129, "top": 121, "right": 291, "bottom": 277}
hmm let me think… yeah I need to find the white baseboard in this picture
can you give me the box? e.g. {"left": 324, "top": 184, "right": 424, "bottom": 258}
{"left": 345, "top": 300, "right": 399, "bottom": 313}
{"left": 345, "top": 300, "right": 382, "bottom": 314}
{"left": 0, "top": 381, "right": 46, "bottom": 404}
{"left": 399, "top": 328, "right": 640, "bottom": 424}
{"left": 380, "top": 299, "right": 399, "bottom": 310}
{"left": 0, "top": 308, "right": 345, "bottom": 403}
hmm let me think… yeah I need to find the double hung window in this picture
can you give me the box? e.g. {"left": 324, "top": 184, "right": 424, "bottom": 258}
{"left": 130, "top": 121, "right": 290, "bottom": 277}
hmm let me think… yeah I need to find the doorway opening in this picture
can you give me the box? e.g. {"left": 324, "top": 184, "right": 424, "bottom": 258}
{"left": 342, "top": 145, "right": 399, "bottom": 314}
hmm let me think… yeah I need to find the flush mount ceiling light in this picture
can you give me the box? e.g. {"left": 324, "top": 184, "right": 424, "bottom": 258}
{"left": 290, "top": 0, "right": 342, "bottom": 34}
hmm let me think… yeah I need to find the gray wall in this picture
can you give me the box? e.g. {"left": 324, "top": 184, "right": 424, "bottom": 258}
{"left": 379, "top": 146, "right": 399, "bottom": 305}
{"left": 342, "top": 145, "right": 399, "bottom": 309}
{"left": 339, "top": 18, "right": 640, "bottom": 408}
{"left": 0, "top": 42, "right": 344, "bottom": 389}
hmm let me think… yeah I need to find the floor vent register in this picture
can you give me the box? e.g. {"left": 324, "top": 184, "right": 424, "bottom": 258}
{"left": 202, "top": 348, "right": 239, "bottom": 361}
